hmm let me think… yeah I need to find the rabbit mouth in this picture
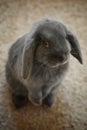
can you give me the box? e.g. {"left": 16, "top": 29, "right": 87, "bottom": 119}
{"left": 49, "top": 63, "right": 60, "bottom": 68}
{"left": 47, "top": 59, "right": 69, "bottom": 68}
{"left": 60, "top": 59, "right": 69, "bottom": 65}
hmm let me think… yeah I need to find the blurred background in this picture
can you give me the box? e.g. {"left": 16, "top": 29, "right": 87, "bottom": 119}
{"left": 0, "top": 0, "right": 87, "bottom": 130}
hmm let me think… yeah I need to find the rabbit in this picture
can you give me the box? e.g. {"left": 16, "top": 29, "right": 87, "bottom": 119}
{"left": 5, "top": 19, "right": 83, "bottom": 108}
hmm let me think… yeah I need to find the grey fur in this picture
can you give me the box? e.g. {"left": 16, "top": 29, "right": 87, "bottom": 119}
{"left": 5, "top": 19, "right": 83, "bottom": 107}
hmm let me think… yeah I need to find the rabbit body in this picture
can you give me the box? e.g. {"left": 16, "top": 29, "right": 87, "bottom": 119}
{"left": 5, "top": 19, "right": 82, "bottom": 108}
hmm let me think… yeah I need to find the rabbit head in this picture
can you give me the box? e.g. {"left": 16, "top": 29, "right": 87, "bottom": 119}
{"left": 22, "top": 19, "right": 83, "bottom": 79}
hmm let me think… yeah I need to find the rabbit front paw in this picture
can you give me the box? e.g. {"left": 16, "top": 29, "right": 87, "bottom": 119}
{"left": 43, "top": 92, "right": 55, "bottom": 107}
{"left": 12, "top": 94, "right": 28, "bottom": 108}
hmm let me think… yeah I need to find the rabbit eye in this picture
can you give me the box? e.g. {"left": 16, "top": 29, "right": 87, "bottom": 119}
{"left": 44, "top": 42, "right": 49, "bottom": 48}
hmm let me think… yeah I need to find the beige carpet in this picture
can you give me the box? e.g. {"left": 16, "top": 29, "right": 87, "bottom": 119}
{"left": 0, "top": 0, "right": 87, "bottom": 130}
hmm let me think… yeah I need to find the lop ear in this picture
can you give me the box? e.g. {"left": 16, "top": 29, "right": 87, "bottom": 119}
{"left": 66, "top": 30, "right": 83, "bottom": 64}
{"left": 22, "top": 38, "right": 36, "bottom": 79}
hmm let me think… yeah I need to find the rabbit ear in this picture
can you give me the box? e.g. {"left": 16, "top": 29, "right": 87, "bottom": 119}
{"left": 66, "top": 30, "right": 83, "bottom": 64}
{"left": 22, "top": 38, "right": 36, "bottom": 79}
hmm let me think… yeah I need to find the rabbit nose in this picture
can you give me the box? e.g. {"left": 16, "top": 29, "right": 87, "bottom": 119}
{"left": 58, "top": 55, "right": 64, "bottom": 62}
{"left": 53, "top": 54, "right": 64, "bottom": 62}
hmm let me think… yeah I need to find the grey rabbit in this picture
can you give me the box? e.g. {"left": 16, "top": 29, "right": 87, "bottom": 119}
{"left": 5, "top": 19, "right": 83, "bottom": 108}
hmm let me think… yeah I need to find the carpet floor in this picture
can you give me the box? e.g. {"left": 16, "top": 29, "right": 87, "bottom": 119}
{"left": 0, "top": 0, "right": 87, "bottom": 130}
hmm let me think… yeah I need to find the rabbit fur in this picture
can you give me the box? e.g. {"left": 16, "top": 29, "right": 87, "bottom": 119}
{"left": 5, "top": 19, "right": 83, "bottom": 108}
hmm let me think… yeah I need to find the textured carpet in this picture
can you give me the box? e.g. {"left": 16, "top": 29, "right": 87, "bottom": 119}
{"left": 0, "top": 0, "right": 87, "bottom": 130}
